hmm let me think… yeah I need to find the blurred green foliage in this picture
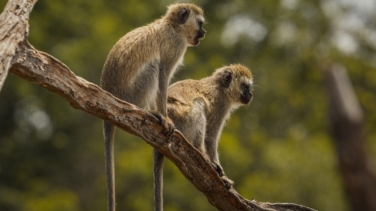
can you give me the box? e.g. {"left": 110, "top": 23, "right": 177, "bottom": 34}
{"left": 1, "top": 0, "right": 376, "bottom": 210}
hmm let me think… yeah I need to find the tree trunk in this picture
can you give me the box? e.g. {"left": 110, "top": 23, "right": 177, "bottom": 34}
{"left": 323, "top": 64, "right": 376, "bottom": 211}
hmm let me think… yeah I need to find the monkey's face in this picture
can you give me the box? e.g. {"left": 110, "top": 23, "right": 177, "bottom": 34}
{"left": 182, "top": 14, "right": 206, "bottom": 46}
{"left": 181, "top": 13, "right": 206, "bottom": 46}
{"left": 216, "top": 64, "right": 253, "bottom": 106}
{"left": 169, "top": 4, "right": 206, "bottom": 46}
{"left": 192, "top": 18, "right": 206, "bottom": 45}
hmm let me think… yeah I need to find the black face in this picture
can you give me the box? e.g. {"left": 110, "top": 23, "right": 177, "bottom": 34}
{"left": 240, "top": 83, "right": 253, "bottom": 104}
{"left": 193, "top": 20, "right": 206, "bottom": 45}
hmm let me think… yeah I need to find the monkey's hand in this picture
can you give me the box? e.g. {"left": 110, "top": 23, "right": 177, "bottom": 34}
{"left": 151, "top": 112, "right": 175, "bottom": 136}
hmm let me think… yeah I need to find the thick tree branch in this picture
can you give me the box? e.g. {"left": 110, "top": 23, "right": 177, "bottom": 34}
{"left": 0, "top": 0, "right": 316, "bottom": 210}
{"left": 0, "top": 0, "right": 35, "bottom": 90}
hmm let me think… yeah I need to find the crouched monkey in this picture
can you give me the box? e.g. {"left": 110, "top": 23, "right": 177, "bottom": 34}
{"left": 166, "top": 64, "right": 253, "bottom": 187}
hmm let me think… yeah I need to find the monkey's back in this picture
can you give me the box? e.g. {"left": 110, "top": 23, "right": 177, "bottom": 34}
{"left": 167, "top": 79, "right": 209, "bottom": 106}
{"left": 100, "top": 23, "right": 160, "bottom": 90}
{"left": 167, "top": 79, "right": 211, "bottom": 144}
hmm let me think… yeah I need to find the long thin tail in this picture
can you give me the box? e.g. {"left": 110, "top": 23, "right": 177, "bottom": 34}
{"left": 153, "top": 149, "right": 164, "bottom": 211}
{"left": 104, "top": 121, "right": 116, "bottom": 211}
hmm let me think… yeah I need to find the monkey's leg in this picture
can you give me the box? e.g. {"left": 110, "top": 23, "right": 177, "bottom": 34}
{"left": 103, "top": 121, "right": 116, "bottom": 211}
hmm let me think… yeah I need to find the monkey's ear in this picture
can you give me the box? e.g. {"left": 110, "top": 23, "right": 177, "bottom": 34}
{"left": 177, "top": 7, "right": 190, "bottom": 24}
{"left": 221, "top": 70, "right": 232, "bottom": 88}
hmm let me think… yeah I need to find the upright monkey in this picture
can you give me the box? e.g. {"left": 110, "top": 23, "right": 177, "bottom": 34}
{"left": 166, "top": 64, "right": 253, "bottom": 186}
{"left": 100, "top": 3, "right": 205, "bottom": 211}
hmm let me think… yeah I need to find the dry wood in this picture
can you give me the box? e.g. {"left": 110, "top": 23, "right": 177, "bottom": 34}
{"left": 0, "top": 0, "right": 317, "bottom": 210}
{"left": 0, "top": 0, "right": 35, "bottom": 89}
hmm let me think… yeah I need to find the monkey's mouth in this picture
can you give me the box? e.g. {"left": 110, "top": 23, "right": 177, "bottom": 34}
{"left": 192, "top": 36, "right": 202, "bottom": 45}
{"left": 192, "top": 37, "right": 200, "bottom": 45}
{"left": 241, "top": 92, "right": 253, "bottom": 104}
{"left": 192, "top": 30, "right": 205, "bottom": 45}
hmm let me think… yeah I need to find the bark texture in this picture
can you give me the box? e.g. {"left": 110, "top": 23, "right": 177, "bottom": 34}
{"left": 0, "top": 0, "right": 317, "bottom": 210}
{"left": 323, "top": 64, "right": 376, "bottom": 211}
{"left": 0, "top": 0, "right": 35, "bottom": 89}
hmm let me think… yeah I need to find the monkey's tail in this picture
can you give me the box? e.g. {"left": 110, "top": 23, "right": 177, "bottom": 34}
{"left": 154, "top": 149, "right": 164, "bottom": 211}
{"left": 104, "top": 121, "right": 116, "bottom": 211}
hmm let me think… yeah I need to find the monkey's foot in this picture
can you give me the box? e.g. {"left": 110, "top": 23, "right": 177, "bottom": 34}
{"left": 222, "top": 176, "right": 234, "bottom": 190}
{"left": 211, "top": 162, "right": 225, "bottom": 177}
{"left": 211, "top": 162, "right": 233, "bottom": 189}
{"left": 151, "top": 112, "right": 175, "bottom": 136}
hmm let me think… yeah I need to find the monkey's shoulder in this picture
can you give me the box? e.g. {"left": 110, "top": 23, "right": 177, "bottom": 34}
{"left": 115, "top": 27, "right": 156, "bottom": 47}
{"left": 117, "top": 19, "right": 175, "bottom": 44}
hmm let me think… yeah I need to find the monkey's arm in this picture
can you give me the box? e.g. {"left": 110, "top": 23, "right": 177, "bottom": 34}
{"left": 156, "top": 69, "right": 169, "bottom": 116}
{"left": 204, "top": 122, "right": 235, "bottom": 188}
{"left": 205, "top": 125, "right": 222, "bottom": 166}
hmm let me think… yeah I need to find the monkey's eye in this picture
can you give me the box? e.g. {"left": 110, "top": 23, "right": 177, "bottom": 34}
{"left": 197, "top": 20, "right": 204, "bottom": 27}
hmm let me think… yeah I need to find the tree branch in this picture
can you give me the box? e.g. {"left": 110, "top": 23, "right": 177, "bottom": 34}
{"left": 0, "top": 0, "right": 35, "bottom": 90}
{"left": 0, "top": 0, "right": 316, "bottom": 210}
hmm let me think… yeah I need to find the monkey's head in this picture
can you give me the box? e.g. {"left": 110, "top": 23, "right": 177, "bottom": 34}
{"left": 165, "top": 3, "right": 206, "bottom": 46}
{"left": 214, "top": 64, "right": 254, "bottom": 106}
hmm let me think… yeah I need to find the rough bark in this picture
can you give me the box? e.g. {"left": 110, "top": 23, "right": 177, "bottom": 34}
{"left": 0, "top": 0, "right": 317, "bottom": 210}
{"left": 0, "top": 0, "right": 34, "bottom": 90}
{"left": 323, "top": 64, "right": 376, "bottom": 211}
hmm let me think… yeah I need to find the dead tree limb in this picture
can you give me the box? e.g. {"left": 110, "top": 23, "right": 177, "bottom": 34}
{"left": 0, "top": 0, "right": 316, "bottom": 210}
{"left": 0, "top": 0, "right": 34, "bottom": 90}
{"left": 323, "top": 64, "right": 376, "bottom": 211}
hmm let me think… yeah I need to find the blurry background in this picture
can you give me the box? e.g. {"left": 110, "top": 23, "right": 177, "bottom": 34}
{"left": 1, "top": 0, "right": 376, "bottom": 210}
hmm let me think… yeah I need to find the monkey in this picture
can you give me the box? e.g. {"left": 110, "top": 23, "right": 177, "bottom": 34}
{"left": 165, "top": 64, "right": 253, "bottom": 187}
{"left": 99, "top": 3, "right": 205, "bottom": 211}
